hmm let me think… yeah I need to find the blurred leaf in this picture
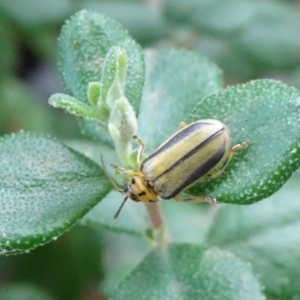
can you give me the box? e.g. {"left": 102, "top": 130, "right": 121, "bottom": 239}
{"left": 163, "top": 0, "right": 254, "bottom": 35}
{"left": 0, "top": 0, "right": 72, "bottom": 27}
{"left": 161, "top": 201, "right": 213, "bottom": 244}
{"left": 81, "top": 191, "right": 149, "bottom": 235}
{"left": 196, "top": 37, "right": 256, "bottom": 79}
{"left": 65, "top": 139, "right": 116, "bottom": 164}
{"left": 0, "top": 78, "right": 51, "bottom": 135}
{"left": 164, "top": 0, "right": 300, "bottom": 69}
{"left": 100, "top": 230, "right": 150, "bottom": 296}
{"left": 206, "top": 175, "right": 300, "bottom": 298}
{"left": 0, "top": 132, "right": 111, "bottom": 255}
{"left": 2, "top": 225, "right": 103, "bottom": 300}
{"left": 26, "top": 29, "right": 61, "bottom": 62}
{"left": 186, "top": 79, "right": 300, "bottom": 204}
{"left": 239, "top": 1, "right": 300, "bottom": 68}
{"left": 271, "top": 66, "right": 300, "bottom": 91}
{"left": 138, "top": 48, "right": 223, "bottom": 152}
{"left": 111, "top": 244, "right": 264, "bottom": 300}
{"left": 79, "top": 119, "right": 114, "bottom": 148}
{"left": 0, "top": 284, "right": 54, "bottom": 300}
{"left": 0, "top": 22, "right": 17, "bottom": 77}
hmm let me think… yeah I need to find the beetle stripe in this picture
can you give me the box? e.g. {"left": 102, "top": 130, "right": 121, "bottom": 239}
{"left": 146, "top": 121, "right": 213, "bottom": 160}
{"left": 141, "top": 121, "right": 226, "bottom": 181}
{"left": 163, "top": 145, "right": 225, "bottom": 199}
{"left": 138, "top": 119, "right": 233, "bottom": 201}
{"left": 150, "top": 127, "right": 225, "bottom": 181}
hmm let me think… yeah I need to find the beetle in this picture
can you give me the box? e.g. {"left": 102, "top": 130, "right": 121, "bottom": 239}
{"left": 102, "top": 119, "right": 248, "bottom": 218}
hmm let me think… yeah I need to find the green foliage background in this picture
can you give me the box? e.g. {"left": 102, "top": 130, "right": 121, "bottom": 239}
{"left": 1, "top": 0, "right": 300, "bottom": 299}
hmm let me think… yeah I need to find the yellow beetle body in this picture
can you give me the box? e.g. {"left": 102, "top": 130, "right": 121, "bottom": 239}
{"left": 141, "top": 119, "right": 231, "bottom": 199}
{"left": 107, "top": 119, "right": 247, "bottom": 218}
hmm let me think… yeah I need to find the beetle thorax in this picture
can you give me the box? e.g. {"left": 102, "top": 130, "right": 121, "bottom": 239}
{"left": 123, "top": 175, "right": 158, "bottom": 203}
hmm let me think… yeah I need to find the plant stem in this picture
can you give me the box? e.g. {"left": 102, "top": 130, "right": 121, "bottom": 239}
{"left": 144, "top": 202, "right": 171, "bottom": 244}
{"left": 145, "top": 202, "right": 164, "bottom": 229}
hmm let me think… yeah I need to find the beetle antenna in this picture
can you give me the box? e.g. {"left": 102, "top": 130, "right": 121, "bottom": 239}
{"left": 114, "top": 196, "right": 129, "bottom": 219}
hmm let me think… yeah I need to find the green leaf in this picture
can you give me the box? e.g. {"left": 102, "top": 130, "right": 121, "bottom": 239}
{"left": 101, "top": 47, "right": 127, "bottom": 106}
{"left": 49, "top": 93, "right": 104, "bottom": 121}
{"left": 0, "top": 283, "right": 54, "bottom": 300}
{"left": 58, "top": 10, "right": 144, "bottom": 114}
{"left": 0, "top": 132, "right": 111, "bottom": 255}
{"left": 111, "top": 244, "right": 264, "bottom": 300}
{"left": 138, "top": 48, "right": 223, "bottom": 152}
{"left": 205, "top": 175, "right": 300, "bottom": 299}
{"left": 87, "top": 81, "right": 102, "bottom": 107}
{"left": 186, "top": 79, "right": 300, "bottom": 204}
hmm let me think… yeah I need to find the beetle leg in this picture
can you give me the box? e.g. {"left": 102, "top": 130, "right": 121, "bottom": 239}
{"left": 174, "top": 194, "right": 218, "bottom": 204}
{"left": 111, "top": 163, "right": 141, "bottom": 177}
{"left": 132, "top": 135, "right": 145, "bottom": 167}
{"left": 178, "top": 121, "right": 188, "bottom": 129}
{"left": 111, "top": 164, "right": 127, "bottom": 173}
{"left": 205, "top": 141, "right": 248, "bottom": 178}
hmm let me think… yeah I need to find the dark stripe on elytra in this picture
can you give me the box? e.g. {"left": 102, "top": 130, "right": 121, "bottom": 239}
{"left": 142, "top": 121, "right": 211, "bottom": 165}
{"left": 155, "top": 127, "right": 224, "bottom": 182}
{"left": 163, "top": 145, "right": 226, "bottom": 199}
